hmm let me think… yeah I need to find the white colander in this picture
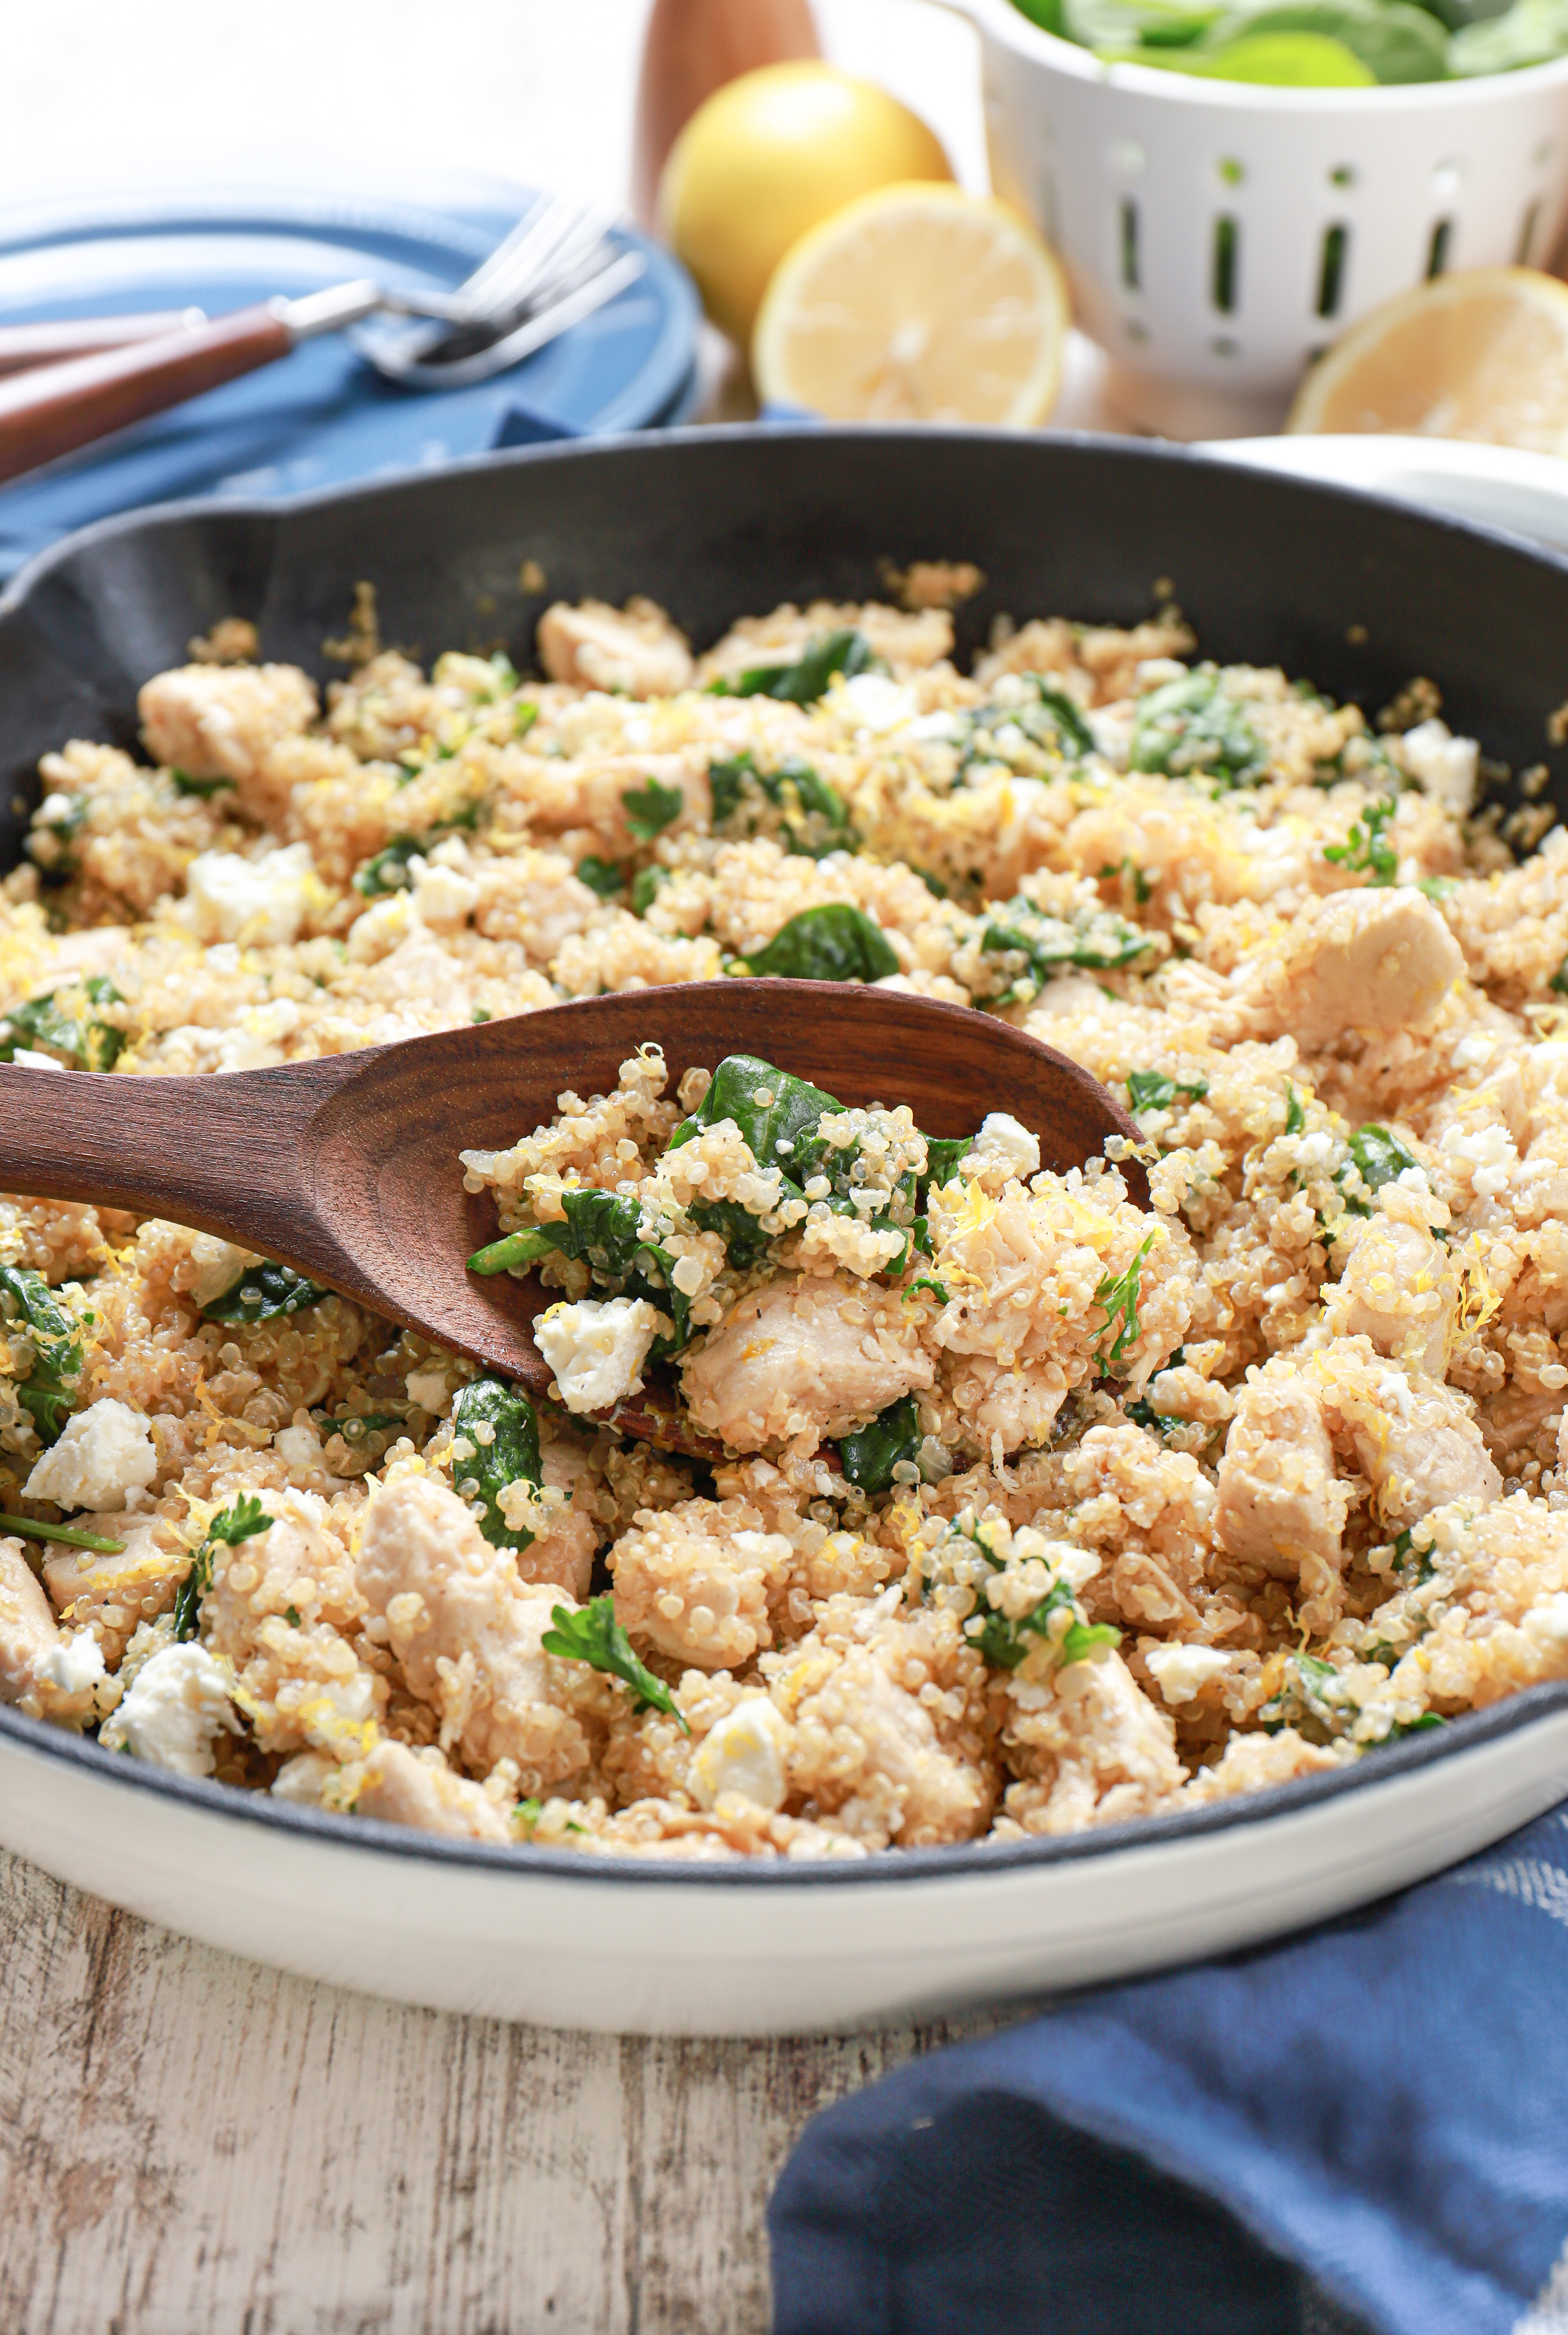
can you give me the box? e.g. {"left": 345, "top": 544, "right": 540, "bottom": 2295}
{"left": 939, "top": 0, "right": 1568, "bottom": 434}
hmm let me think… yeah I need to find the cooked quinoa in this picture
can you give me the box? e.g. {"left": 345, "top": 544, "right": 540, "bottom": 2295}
{"left": 3, "top": 584, "right": 1568, "bottom": 1861}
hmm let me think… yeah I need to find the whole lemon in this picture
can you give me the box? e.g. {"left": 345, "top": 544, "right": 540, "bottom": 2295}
{"left": 659, "top": 62, "right": 953, "bottom": 345}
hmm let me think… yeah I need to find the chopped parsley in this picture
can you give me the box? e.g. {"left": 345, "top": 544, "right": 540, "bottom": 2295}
{"left": 173, "top": 1493, "right": 275, "bottom": 1642}
{"left": 1284, "top": 1082, "right": 1305, "bottom": 1135}
{"left": 631, "top": 866, "right": 666, "bottom": 916}
{"left": 353, "top": 835, "right": 420, "bottom": 897}
{"left": 707, "top": 749, "right": 853, "bottom": 857}
{"left": 1093, "top": 1232, "right": 1159, "bottom": 1372}
{"left": 1339, "top": 1123, "right": 1422, "bottom": 1213}
{"left": 1323, "top": 796, "right": 1399, "bottom": 885}
{"left": 541, "top": 1594, "right": 688, "bottom": 1730}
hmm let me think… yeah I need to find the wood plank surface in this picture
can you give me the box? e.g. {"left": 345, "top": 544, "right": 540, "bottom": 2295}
{"left": 0, "top": 1848, "right": 1009, "bottom": 2333}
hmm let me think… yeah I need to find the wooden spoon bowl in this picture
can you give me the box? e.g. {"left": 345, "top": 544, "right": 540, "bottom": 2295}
{"left": 0, "top": 983, "right": 1142, "bottom": 1448}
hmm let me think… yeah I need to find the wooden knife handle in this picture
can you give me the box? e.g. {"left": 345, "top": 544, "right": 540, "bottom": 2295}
{"left": 0, "top": 313, "right": 202, "bottom": 378}
{"left": 0, "top": 304, "right": 295, "bottom": 486}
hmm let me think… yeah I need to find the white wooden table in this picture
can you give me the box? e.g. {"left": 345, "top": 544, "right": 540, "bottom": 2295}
{"left": 0, "top": 7, "right": 1024, "bottom": 2325}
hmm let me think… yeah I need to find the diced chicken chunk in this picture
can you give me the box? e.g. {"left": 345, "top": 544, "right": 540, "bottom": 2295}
{"left": 138, "top": 662, "right": 318, "bottom": 790}
{"left": 1213, "top": 1364, "right": 1352, "bottom": 1629}
{"left": 202, "top": 1489, "right": 385, "bottom": 1761}
{"left": 1312, "top": 1340, "right": 1501, "bottom": 1532}
{"left": 1243, "top": 888, "right": 1463, "bottom": 1047}
{"left": 1001, "top": 1650, "right": 1186, "bottom": 1835}
{"left": 536, "top": 597, "right": 693, "bottom": 697}
{"left": 680, "top": 1274, "right": 933, "bottom": 1451}
{"left": 353, "top": 1738, "right": 511, "bottom": 1842}
{"left": 0, "top": 1539, "right": 102, "bottom": 1723}
{"left": 1321, "top": 1186, "right": 1458, "bottom": 1379}
{"left": 357, "top": 1475, "right": 596, "bottom": 1789}
{"left": 610, "top": 1497, "right": 792, "bottom": 1669}
{"left": 42, "top": 1513, "right": 190, "bottom": 1665}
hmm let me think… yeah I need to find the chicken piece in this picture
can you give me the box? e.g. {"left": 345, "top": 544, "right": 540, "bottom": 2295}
{"left": 512, "top": 1436, "right": 600, "bottom": 1603}
{"left": 201, "top": 1487, "right": 386, "bottom": 1761}
{"left": 1213, "top": 1362, "right": 1352, "bottom": 1632}
{"left": 679, "top": 1274, "right": 933, "bottom": 1452}
{"left": 353, "top": 1739, "right": 511, "bottom": 1842}
{"left": 1311, "top": 1339, "right": 1501, "bottom": 1534}
{"left": 41, "top": 1513, "right": 190, "bottom": 1666}
{"left": 767, "top": 1602, "right": 992, "bottom": 1848}
{"left": 925, "top": 1173, "right": 1191, "bottom": 1455}
{"left": 1000, "top": 1650, "right": 1187, "bottom": 1835}
{"left": 1240, "top": 888, "right": 1462, "bottom": 1047}
{"left": 609, "top": 1497, "right": 792, "bottom": 1669}
{"left": 1174, "top": 1725, "right": 1341, "bottom": 1806}
{"left": 138, "top": 662, "right": 318, "bottom": 804}
{"left": 695, "top": 599, "right": 954, "bottom": 687}
{"left": 1321, "top": 1186, "right": 1460, "bottom": 1379}
{"left": 536, "top": 597, "right": 693, "bottom": 697}
{"left": 357, "top": 1475, "right": 597, "bottom": 1791}
{"left": 0, "top": 1539, "right": 103, "bottom": 1724}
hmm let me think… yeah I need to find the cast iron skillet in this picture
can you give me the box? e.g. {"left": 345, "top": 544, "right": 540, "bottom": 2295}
{"left": 2, "top": 422, "right": 1567, "bottom": 1873}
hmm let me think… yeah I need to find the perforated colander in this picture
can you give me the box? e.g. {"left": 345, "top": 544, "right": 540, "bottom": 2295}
{"left": 941, "top": 0, "right": 1568, "bottom": 433}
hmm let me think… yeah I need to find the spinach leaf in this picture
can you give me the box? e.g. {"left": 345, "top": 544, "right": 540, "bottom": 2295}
{"left": 1323, "top": 796, "right": 1399, "bottom": 884}
{"left": 708, "top": 750, "right": 854, "bottom": 857}
{"left": 735, "top": 903, "right": 899, "bottom": 982}
{"left": 1093, "top": 1231, "right": 1159, "bottom": 1372}
{"left": 1129, "top": 667, "right": 1266, "bottom": 784}
{"left": 203, "top": 1259, "right": 333, "bottom": 1325}
{"left": 0, "top": 976, "right": 125, "bottom": 1072}
{"left": 631, "top": 866, "right": 665, "bottom": 916}
{"left": 310, "top": 1406, "right": 406, "bottom": 1447}
{"left": 542, "top": 1594, "right": 688, "bottom": 1729}
{"left": 1126, "top": 1069, "right": 1208, "bottom": 1113}
{"left": 1031, "top": 680, "right": 1096, "bottom": 756}
{"left": 723, "top": 627, "right": 877, "bottom": 705}
{"left": 0, "top": 1265, "right": 83, "bottom": 1445}
{"left": 838, "top": 1395, "right": 923, "bottom": 1493}
{"left": 354, "top": 835, "right": 418, "bottom": 897}
{"left": 451, "top": 1376, "right": 542, "bottom": 1549}
{"left": 169, "top": 769, "right": 236, "bottom": 799}
{"left": 620, "top": 778, "right": 684, "bottom": 840}
{"left": 975, "top": 896, "right": 1152, "bottom": 1005}
{"left": 1285, "top": 1082, "right": 1305, "bottom": 1135}
{"left": 469, "top": 1192, "right": 691, "bottom": 1352}
{"left": 575, "top": 855, "right": 627, "bottom": 900}
{"left": 174, "top": 1492, "right": 275, "bottom": 1641}
{"left": 922, "top": 1135, "right": 975, "bottom": 1189}
{"left": 671, "top": 1055, "right": 843, "bottom": 1179}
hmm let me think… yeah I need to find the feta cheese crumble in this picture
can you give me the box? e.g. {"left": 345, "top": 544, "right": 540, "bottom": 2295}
{"left": 24, "top": 1397, "right": 157, "bottom": 1512}
{"left": 39, "top": 1629, "right": 106, "bottom": 1698}
{"left": 1145, "top": 1645, "right": 1232, "bottom": 1705}
{"left": 181, "top": 841, "right": 319, "bottom": 947}
{"left": 100, "top": 1642, "right": 240, "bottom": 1776}
{"left": 964, "top": 1112, "right": 1042, "bottom": 1183}
{"left": 535, "top": 1295, "right": 662, "bottom": 1414}
{"left": 689, "top": 1696, "right": 791, "bottom": 1812}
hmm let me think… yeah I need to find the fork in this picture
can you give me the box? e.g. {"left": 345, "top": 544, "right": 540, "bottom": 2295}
{"left": 0, "top": 198, "right": 644, "bottom": 489}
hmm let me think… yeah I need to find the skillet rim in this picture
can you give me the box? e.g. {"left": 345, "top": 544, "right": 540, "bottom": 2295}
{"left": 1, "top": 420, "right": 1565, "bottom": 1887}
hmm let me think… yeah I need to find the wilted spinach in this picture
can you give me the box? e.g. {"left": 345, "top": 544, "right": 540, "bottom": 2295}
{"left": 451, "top": 1376, "right": 543, "bottom": 1549}
{"left": 734, "top": 903, "right": 899, "bottom": 982}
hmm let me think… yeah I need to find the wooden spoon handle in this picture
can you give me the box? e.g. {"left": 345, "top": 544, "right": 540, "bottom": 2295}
{"left": 0, "top": 313, "right": 203, "bottom": 378}
{"left": 0, "top": 1059, "right": 356, "bottom": 1281}
{"left": 0, "top": 304, "right": 295, "bottom": 486}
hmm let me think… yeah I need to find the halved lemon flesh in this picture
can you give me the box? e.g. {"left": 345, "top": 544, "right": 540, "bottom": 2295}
{"left": 1287, "top": 266, "right": 1568, "bottom": 453}
{"left": 752, "top": 182, "right": 1070, "bottom": 428}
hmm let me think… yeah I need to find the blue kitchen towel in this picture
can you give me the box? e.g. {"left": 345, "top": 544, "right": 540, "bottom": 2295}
{"left": 770, "top": 1802, "right": 1568, "bottom": 2335}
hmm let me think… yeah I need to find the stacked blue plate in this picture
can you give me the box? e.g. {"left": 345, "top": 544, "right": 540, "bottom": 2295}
{"left": 0, "top": 182, "right": 701, "bottom": 580}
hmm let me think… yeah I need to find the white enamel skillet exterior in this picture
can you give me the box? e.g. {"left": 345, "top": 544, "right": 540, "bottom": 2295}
{"left": 2, "top": 1690, "right": 1566, "bottom": 2034}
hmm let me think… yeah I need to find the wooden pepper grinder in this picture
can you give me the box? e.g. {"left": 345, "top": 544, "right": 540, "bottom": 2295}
{"left": 632, "top": 0, "right": 820, "bottom": 227}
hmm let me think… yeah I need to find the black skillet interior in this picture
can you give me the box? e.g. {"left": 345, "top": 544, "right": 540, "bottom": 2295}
{"left": 3, "top": 425, "right": 1568, "bottom": 877}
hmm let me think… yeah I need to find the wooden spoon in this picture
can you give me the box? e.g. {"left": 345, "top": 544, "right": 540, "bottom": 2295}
{"left": 0, "top": 983, "right": 1142, "bottom": 1452}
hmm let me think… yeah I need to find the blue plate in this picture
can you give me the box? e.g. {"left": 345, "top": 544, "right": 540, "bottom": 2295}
{"left": 0, "top": 184, "right": 699, "bottom": 578}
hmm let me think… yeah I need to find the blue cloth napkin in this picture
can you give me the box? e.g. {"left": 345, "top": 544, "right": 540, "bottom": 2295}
{"left": 770, "top": 1802, "right": 1568, "bottom": 2335}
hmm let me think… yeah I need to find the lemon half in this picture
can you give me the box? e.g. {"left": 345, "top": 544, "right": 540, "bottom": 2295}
{"left": 660, "top": 63, "right": 953, "bottom": 346}
{"left": 1287, "top": 266, "right": 1568, "bottom": 452}
{"left": 752, "top": 182, "right": 1070, "bottom": 427}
